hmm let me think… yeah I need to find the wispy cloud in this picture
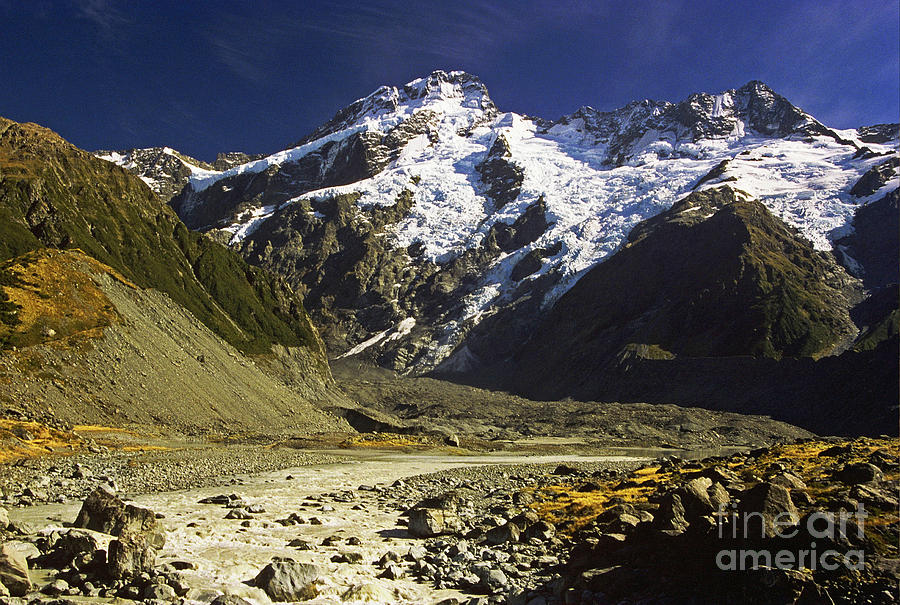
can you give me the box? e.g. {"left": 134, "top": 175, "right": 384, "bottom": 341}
{"left": 204, "top": 0, "right": 610, "bottom": 82}
{"left": 74, "top": 0, "right": 130, "bottom": 35}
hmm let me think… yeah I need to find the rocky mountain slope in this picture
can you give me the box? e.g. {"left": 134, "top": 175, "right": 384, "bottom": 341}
{"left": 101, "top": 72, "right": 897, "bottom": 379}
{"left": 0, "top": 116, "right": 355, "bottom": 432}
{"left": 0, "top": 248, "right": 348, "bottom": 434}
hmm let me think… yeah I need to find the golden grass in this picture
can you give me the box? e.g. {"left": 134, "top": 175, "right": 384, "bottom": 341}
{"left": 0, "top": 249, "right": 127, "bottom": 349}
{"left": 530, "top": 438, "right": 900, "bottom": 536}
{"left": 0, "top": 418, "right": 83, "bottom": 463}
{"left": 340, "top": 432, "right": 432, "bottom": 449}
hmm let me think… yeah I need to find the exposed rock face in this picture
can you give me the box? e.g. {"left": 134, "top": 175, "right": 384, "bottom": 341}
{"left": 836, "top": 188, "right": 899, "bottom": 289}
{"left": 94, "top": 147, "right": 213, "bottom": 203}
{"left": 213, "top": 151, "right": 265, "bottom": 171}
{"left": 856, "top": 123, "right": 900, "bottom": 144}
{"left": 543, "top": 80, "right": 849, "bottom": 166}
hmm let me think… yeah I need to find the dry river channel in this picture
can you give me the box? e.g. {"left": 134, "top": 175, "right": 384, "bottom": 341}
{"left": 8, "top": 450, "right": 648, "bottom": 605}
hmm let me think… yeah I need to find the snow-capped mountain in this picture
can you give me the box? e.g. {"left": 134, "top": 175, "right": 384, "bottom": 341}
{"left": 95, "top": 147, "right": 265, "bottom": 202}
{"left": 99, "top": 71, "right": 899, "bottom": 375}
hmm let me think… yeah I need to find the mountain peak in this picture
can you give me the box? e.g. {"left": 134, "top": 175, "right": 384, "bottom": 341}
{"left": 294, "top": 70, "right": 494, "bottom": 147}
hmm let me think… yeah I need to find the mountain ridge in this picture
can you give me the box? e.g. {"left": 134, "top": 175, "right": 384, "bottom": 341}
{"left": 92, "top": 72, "right": 898, "bottom": 386}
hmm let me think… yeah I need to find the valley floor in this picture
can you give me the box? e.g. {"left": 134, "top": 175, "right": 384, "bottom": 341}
{"left": 0, "top": 430, "right": 897, "bottom": 604}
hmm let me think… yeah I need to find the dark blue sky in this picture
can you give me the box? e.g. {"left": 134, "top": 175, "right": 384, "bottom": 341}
{"left": 2, "top": 0, "right": 897, "bottom": 161}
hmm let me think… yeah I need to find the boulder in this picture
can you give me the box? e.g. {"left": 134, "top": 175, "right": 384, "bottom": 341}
{"left": 708, "top": 482, "right": 730, "bottom": 511}
{"left": 486, "top": 522, "right": 520, "bottom": 545}
{"left": 73, "top": 487, "right": 164, "bottom": 548}
{"left": 523, "top": 521, "right": 556, "bottom": 542}
{"left": 43, "top": 529, "right": 103, "bottom": 568}
{"left": 771, "top": 472, "right": 807, "bottom": 491}
{"left": 0, "top": 507, "right": 8, "bottom": 530}
{"left": 107, "top": 534, "right": 155, "bottom": 580}
{"left": 834, "top": 463, "right": 883, "bottom": 485}
{"left": 253, "top": 558, "right": 320, "bottom": 602}
{"left": 738, "top": 482, "right": 799, "bottom": 539}
{"left": 0, "top": 541, "right": 31, "bottom": 596}
{"left": 850, "top": 484, "right": 899, "bottom": 508}
{"left": 473, "top": 565, "right": 508, "bottom": 593}
{"left": 210, "top": 596, "right": 254, "bottom": 605}
{"left": 679, "top": 477, "right": 714, "bottom": 518}
{"left": 652, "top": 493, "right": 689, "bottom": 535}
{"left": 408, "top": 508, "right": 459, "bottom": 537}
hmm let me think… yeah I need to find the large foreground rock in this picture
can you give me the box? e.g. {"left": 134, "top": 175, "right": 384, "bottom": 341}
{"left": 73, "top": 486, "right": 165, "bottom": 548}
{"left": 253, "top": 558, "right": 320, "bottom": 601}
{"left": 0, "top": 542, "right": 31, "bottom": 596}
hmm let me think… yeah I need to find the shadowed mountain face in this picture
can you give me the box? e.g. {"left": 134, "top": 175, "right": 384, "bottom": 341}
{"left": 0, "top": 117, "right": 327, "bottom": 365}
{"left": 497, "top": 186, "right": 896, "bottom": 435}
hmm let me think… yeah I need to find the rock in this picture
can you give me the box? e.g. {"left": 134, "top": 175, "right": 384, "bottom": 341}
{"left": 72, "top": 464, "right": 91, "bottom": 479}
{"left": 42, "top": 578, "right": 69, "bottom": 595}
{"left": 738, "top": 482, "right": 799, "bottom": 539}
{"left": 834, "top": 463, "right": 883, "bottom": 485}
{"left": 225, "top": 508, "right": 253, "bottom": 520}
{"left": 210, "top": 596, "right": 254, "bottom": 605}
{"left": 445, "top": 434, "right": 461, "bottom": 447}
{"left": 143, "top": 582, "right": 178, "bottom": 601}
{"left": 678, "top": 477, "right": 714, "bottom": 518}
{"left": 378, "top": 563, "right": 404, "bottom": 580}
{"left": 0, "top": 541, "right": 32, "bottom": 596}
{"left": 342, "top": 583, "right": 394, "bottom": 602}
{"left": 0, "top": 507, "right": 8, "bottom": 530}
{"left": 408, "top": 507, "right": 459, "bottom": 537}
{"left": 331, "top": 552, "right": 364, "bottom": 564}
{"left": 73, "top": 487, "right": 165, "bottom": 548}
{"left": 552, "top": 464, "right": 579, "bottom": 476}
{"left": 288, "top": 538, "right": 313, "bottom": 550}
{"left": 523, "top": 521, "right": 555, "bottom": 542}
{"left": 652, "top": 493, "right": 689, "bottom": 535}
{"left": 378, "top": 551, "right": 401, "bottom": 567}
{"left": 107, "top": 534, "right": 155, "bottom": 580}
{"left": 850, "top": 484, "right": 899, "bottom": 508}
{"left": 253, "top": 558, "right": 320, "bottom": 602}
{"left": 44, "top": 529, "right": 102, "bottom": 568}
{"left": 771, "top": 472, "right": 807, "bottom": 491}
{"left": 486, "top": 522, "right": 520, "bottom": 545}
{"left": 510, "top": 510, "right": 540, "bottom": 530}
{"left": 2, "top": 541, "right": 39, "bottom": 563}
{"left": 474, "top": 565, "right": 508, "bottom": 593}
{"left": 406, "top": 545, "right": 427, "bottom": 561}
{"left": 198, "top": 494, "right": 237, "bottom": 505}
{"left": 512, "top": 491, "right": 535, "bottom": 506}
{"left": 869, "top": 449, "right": 899, "bottom": 470}
{"left": 707, "top": 482, "right": 730, "bottom": 510}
